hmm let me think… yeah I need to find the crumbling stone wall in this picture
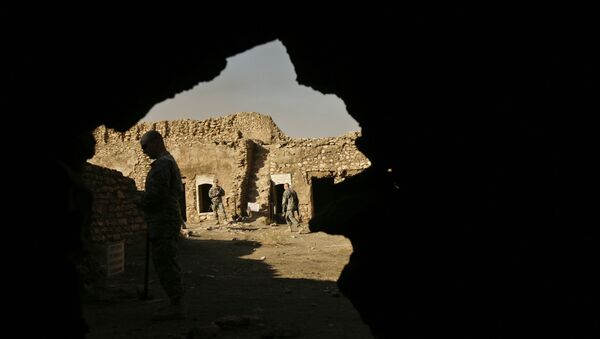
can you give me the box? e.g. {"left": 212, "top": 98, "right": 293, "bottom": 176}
{"left": 91, "top": 112, "right": 286, "bottom": 179}
{"left": 90, "top": 112, "right": 369, "bottom": 225}
{"left": 175, "top": 138, "right": 252, "bottom": 223}
{"left": 238, "top": 138, "right": 256, "bottom": 218}
{"left": 82, "top": 163, "right": 145, "bottom": 243}
{"left": 91, "top": 112, "right": 283, "bottom": 223}
{"left": 95, "top": 111, "right": 287, "bottom": 146}
{"left": 266, "top": 131, "right": 370, "bottom": 219}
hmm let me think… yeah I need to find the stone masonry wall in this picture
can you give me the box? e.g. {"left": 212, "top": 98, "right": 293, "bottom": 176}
{"left": 90, "top": 111, "right": 370, "bottom": 227}
{"left": 90, "top": 113, "right": 275, "bottom": 223}
{"left": 266, "top": 131, "right": 370, "bottom": 219}
{"left": 82, "top": 163, "right": 145, "bottom": 243}
{"left": 94, "top": 111, "right": 287, "bottom": 147}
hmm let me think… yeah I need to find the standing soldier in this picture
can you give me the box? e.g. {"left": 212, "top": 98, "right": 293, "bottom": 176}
{"left": 282, "top": 183, "right": 300, "bottom": 231}
{"left": 209, "top": 179, "right": 227, "bottom": 225}
{"left": 139, "top": 130, "right": 185, "bottom": 321}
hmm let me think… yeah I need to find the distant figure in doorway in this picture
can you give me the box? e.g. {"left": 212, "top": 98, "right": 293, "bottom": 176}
{"left": 209, "top": 179, "right": 227, "bottom": 225}
{"left": 139, "top": 130, "right": 185, "bottom": 321}
{"left": 282, "top": 183, "right": 300, "bottom": 230}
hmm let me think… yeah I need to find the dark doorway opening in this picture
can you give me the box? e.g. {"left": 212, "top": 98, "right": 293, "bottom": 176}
{"left": 272, "top": 183, "right": 285, "bottom": 224}
{"left": 180, "top": 181, "right": 187, "bottom": 222}
{"left": 311, "top": 177, "right": 336, "bottom": 217}
{"left": 197, "top": 184, "right": 213, "bottom": 213}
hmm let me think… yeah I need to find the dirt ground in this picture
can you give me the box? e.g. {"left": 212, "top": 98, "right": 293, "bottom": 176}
{"left": 83, "top": 222, "right": 375, "bottom": 338}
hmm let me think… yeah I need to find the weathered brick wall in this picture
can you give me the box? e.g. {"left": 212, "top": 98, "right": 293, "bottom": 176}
{"left": 82, "top": 163, "right": 145, "bottom": 243}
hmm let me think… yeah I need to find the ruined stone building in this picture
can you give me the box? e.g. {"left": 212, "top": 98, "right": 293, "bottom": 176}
{"left": 89, "top": 112, "right": 370, "bottom": 229}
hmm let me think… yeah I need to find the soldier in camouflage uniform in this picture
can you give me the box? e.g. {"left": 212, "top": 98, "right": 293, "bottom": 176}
{"left": 208, "top": 179, "right": 227, "bottom": 225}
{"left": 139, "top": 130, "right": 185, "bottom": 321}
{"left": 282, "top": 183, "right": 300, "bottom": 231}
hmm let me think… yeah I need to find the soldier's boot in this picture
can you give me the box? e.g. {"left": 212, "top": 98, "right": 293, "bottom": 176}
{"left": 297, "top": 224, "right": 310, "bottom": 234}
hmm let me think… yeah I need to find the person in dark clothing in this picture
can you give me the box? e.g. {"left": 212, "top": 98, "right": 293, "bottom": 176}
{"left": 139, "top": 130, "right": 185, "bottom": 321}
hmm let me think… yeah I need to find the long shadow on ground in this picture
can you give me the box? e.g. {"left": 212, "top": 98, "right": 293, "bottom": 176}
{"left": 84, "top": 236, "right": 373, "bottom": 339}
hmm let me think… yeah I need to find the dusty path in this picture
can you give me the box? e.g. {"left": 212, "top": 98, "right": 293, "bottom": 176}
{"left": 83, "top": 223, "right": 374, "bottom": 338}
